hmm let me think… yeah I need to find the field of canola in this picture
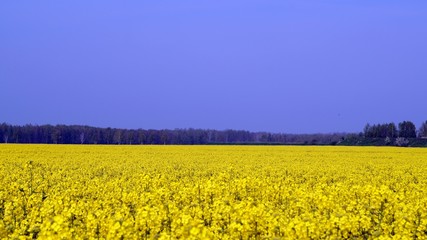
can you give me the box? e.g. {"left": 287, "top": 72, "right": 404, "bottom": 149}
{"left": 1, "top": 145, "right": 427, "bottom": 239}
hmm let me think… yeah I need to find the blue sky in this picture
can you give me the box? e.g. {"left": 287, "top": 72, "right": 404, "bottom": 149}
{"left": 1, "top": 1, "right": 426, "bottom": 133}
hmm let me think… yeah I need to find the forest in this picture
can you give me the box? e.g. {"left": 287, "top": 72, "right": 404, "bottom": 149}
{"left": 0, "top": 123, "right": 346, "bottom": 145}
{"left": 1, "top": 121, "right": 426, "bottom": 146}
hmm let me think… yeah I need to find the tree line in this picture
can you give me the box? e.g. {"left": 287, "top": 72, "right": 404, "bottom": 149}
{"left": 339, "top": 120, "right": 427, "bottom": 147}
{"left": 363, "top": 121, "right": 427, "bottom": 139}
{"left": 1, "top": 121, "right": 426, "bottom": 146}
{"left": 0, "top": 123, "right": 346, "bottom": 145}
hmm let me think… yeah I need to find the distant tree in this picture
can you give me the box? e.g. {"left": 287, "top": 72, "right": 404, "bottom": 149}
{"left": 126, "top": 130, "right": 136, "bottom": 144}
{"left": 51, "top": 128, "right": 60, "bottom": 144}
{"left": 160, "top": 131, "right": 169, "bottom": 145}
{"left": 138, "top": 131, "right": 146, "bottom": 144}
{"left": 386, "top": 123, "right": 398, "bottom": 138}
{"left": 419, "top": 121, "right": 427, "bottom": 138}
{"left": 206, "top": 130, "right": 213, "bottom": 143}
{"left": 80, "top": 132, "right": 85, "bottom": 144}
{"left": 398, "top": 121, "right": 416, "bottom": 138}
{"left": 147, "top": 130, "right": 160, "bottom": 144}
{"left": 363, "top": 122, "right": 396, "bottom": 138}
{"left": 0, "top": 123, "right": 11, "bottom": 143}
{"left": 113, "top": 129, "right": 122, "bottom": 144}
{"left": 363, "top": 124, "right": 372, "bottom": 138}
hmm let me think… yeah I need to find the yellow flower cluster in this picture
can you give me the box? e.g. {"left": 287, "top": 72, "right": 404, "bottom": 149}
{"left": 1, "top": 145, "right": 427, "bottom": 239}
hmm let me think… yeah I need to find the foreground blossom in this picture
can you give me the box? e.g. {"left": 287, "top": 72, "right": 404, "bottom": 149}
{"left": 1, "top": 145, "right": 427, "bottom": 239}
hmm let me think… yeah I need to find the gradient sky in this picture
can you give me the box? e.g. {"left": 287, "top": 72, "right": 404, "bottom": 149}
{"left": 1, "top": 1, "right": 426, "bottom": 133}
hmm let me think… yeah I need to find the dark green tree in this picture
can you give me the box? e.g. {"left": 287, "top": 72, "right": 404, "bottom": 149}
{"left": 398, "top": 121, "right": 416, "bottom": 138}
{"left": 386, "top": 123, "right": 397, "bottom": 138}
{"left": 419, "top": 121, "right": 427, "bottom": 138}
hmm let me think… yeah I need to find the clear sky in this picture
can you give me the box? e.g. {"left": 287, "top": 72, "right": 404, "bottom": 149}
{"left": 1, "top": 1, "right": 426, "bottom": 133}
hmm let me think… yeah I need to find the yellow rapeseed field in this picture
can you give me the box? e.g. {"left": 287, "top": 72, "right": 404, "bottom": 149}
{"left": 1, "top": 144, "right": 427, "bottom": 239}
